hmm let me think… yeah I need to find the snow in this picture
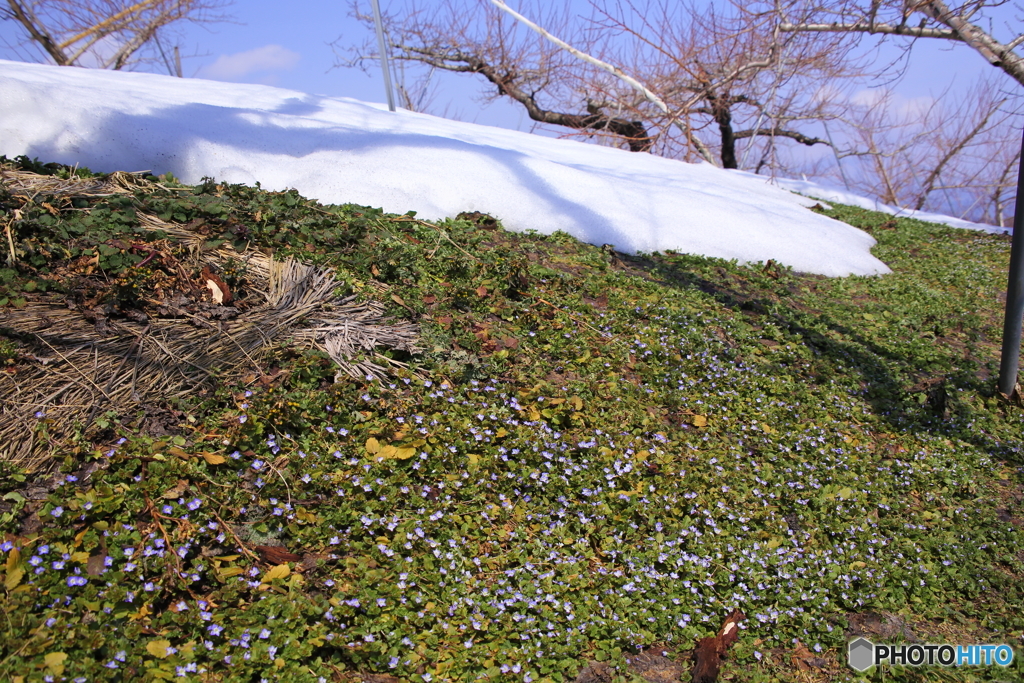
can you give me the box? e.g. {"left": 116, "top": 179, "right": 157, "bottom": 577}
{"left": 0, "top": 59, "right": 991, "bottom": 277}
{"left": 731, "top": 170, "right": 1008, "bottom": 235}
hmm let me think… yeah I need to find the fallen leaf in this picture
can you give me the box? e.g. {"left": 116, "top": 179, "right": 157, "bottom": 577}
{"left": 475, "top": 285, "right": 489, "bottom": 297}
{"left": 86, "top": 554, "right": 107, "bottom": 576}
{"left": 691, "top": 609, "right": 746, "bottom": 683}
{"left": 161, "top": 479, "right": 189, "bottom": 499}
{"left": 393, "top": 446, "right": 417, "bottom": 459}
{"left": 365, "top": 437, "right": 381, "bottom": 454}
{"left": 202, "top": 452, "right": 226, "bottom": 465}
{"left": 4, "top": 565, "right": 24, "bottom": 590}
{"left": 147, "top": 639, "right": 172, "bottom": 658}
{"left": 44, "top": 652, "right": 67, "bottom": 675}
{"left": 262, "top": 563, "right": 290, "bottom": 582}
{"left": 422, "top": 294, "right": 436, "bottom": 304}
{"left": 255, "top": 546, "right": 302, "bottom": 564}
{"left": 691, "top": 415, "right": 708, "bottom": 427}
{"left": 792, "top": 640, "right": 815, "bottom": 671}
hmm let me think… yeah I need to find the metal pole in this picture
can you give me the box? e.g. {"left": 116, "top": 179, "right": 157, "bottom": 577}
{"left": 997, "top": 127, "right": 1024, "bottom": 398}
{"left": 370, "top": 0, "right": 396, "bottom": 112}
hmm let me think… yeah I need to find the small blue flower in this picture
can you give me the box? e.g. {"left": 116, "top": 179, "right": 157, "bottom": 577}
{"left": 51, "top": 506, "right": 64, "bottom": 517}
{"left": 187, "top": 498, "right": 201, "bottom": 511}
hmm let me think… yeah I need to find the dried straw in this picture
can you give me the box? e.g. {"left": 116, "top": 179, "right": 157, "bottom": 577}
{"left": 0, "top": 171, "right": 421, "bottom": 473}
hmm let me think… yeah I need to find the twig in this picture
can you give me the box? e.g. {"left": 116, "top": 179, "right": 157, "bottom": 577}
{"left": 488, "top": 0, "right": 716, "bottom": 164}
{"left": 3, "top": 212, "right": 17, "bottom": 267}
{"left": 143, "top": 495, "right": 184, "bottom": 575}
{"left": 207, "top": 504, "right": 260, "bottom": 563}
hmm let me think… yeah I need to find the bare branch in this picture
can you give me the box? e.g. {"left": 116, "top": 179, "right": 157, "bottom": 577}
{"left": 488, "top": 0, "right": 670, "bottom": 116}
{"left": 778, "top": 21, "right": 960, "bottom": 39}
{"left": 6, "top": 0, "right": 70, "bottom": 65}
{"left": 3, "top": 0, "right": 232, "bottom": 71}
{"left": 733, "top": 127, "right": 829, "bottom": 145}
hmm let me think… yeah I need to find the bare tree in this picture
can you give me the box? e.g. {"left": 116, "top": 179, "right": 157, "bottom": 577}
{"left": 1, "top": 0, "right": 232, "bottom": 73}
{"left": 789, "top": 72, "right": 1021, "bottom": 223}
{"left": 761, "top": 0, "right": 1024, "bottom": 88}
{"left": 337, "top": 0, "right": 1022, "bottom": 225}
{"left": 336, "top": 0, "right": 866, "bottom": 168}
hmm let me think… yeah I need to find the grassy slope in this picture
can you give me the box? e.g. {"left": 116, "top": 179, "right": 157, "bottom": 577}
{"left": 1, "top": 159, "right": 1022, "bottom": 683}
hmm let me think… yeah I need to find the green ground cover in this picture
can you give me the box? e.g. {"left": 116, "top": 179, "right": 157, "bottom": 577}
{"left": 1, "top": 157, "right": 1022, "bottom": 682}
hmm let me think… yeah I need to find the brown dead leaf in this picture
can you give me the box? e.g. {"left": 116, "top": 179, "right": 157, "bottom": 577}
{"left": 691, "top": 609, "right": 746, "bottom": 683}
{"left": 792, "top": 640, "right": 814, "bottom": 671}
{"left": 161, "top": 479, "right": 189, "bottom": 499}
{"left": 255, "top": 545, "right": 302, "bottom": 565}
{"left": 86, "top": 553, "right": 107, "bottom": 576}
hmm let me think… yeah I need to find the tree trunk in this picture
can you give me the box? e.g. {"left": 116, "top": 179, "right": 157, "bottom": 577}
{"left": 708, "top": 94, "right": 737, "bottom": 169}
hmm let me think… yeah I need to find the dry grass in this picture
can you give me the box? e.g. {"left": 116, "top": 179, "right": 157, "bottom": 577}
{"left": 0, "top": 170, "right": 421, "bottom": 473}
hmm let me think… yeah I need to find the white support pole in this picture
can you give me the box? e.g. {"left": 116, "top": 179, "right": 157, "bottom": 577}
{"left": 371, "top": 0, "right": 397, "bottom": 112}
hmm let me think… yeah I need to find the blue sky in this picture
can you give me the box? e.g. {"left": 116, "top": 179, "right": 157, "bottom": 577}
{"left": 174, "top": 1, "right": 1020, "bottom": 128}
{"left": 2, "top": 0, "right": 1011, "bottom": 131}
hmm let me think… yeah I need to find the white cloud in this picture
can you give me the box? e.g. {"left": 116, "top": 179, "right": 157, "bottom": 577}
{"left": 849, "top": 87, "right": 935, "bottom": 118}
{"left": 198, "top": 45, "right": 300, "bottom": 81}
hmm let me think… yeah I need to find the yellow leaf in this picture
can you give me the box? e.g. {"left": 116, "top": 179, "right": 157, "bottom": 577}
{"left": 691, "top": 415, "right": 707, "bottom": 427}
{"left": 5, "top": 547, "right": 20, "bottom": 572}
{"left": 394, "top": 446, "right": 417, "bottom": 460}
{"left": 570, "top": 396, "right": 583, "bottom": 410}
{"left": 146, "top": 639, "right": 172, "bottom": 659}
{"left": 766, "top": 538, "right": 781, "bottom": 549}
{"left": 761, "top": 423, "right": 775, "bottom": 434}
{"left": 5, "top": 566, "right": 24, "bottom": 591}
{"left": 495, "top": 427, "right": 508, "bottom": 438}
{"left": 202, "top": 452, "right": 226, "bottom": 465}
{"left": 168, "top": 446, "right": 190, "bottom": 459}
{"left": 216, "top": 566, "right": 244, "bottom": 579}
{"left": 70, "top": 551, "right": 89, "bottom": 564}
{"left": 849, "top": 561, "right": 867, "bottom": 570}
{"left": 44, "top": 652, "right": 67, "bottom": 675}
{"left": 378, "top": 445, "right": 397, "bottom": 459}
{"left": 262, "top": 563, "right": 290, "bottom": 582}
{"left": 275, "top": 657, "right": 286, "bottom": 669}
{"left": 365, "top": 437, "right": 381, "bottom": 454}
{"left": 467, "top": 453, "right": 479, "bottom": 469}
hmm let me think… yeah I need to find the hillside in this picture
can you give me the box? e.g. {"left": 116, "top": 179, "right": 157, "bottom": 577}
{"left": 0, "top": 157, "right": 1022, "bottom": 682}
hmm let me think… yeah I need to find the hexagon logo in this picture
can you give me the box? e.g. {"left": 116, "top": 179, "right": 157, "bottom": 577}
{"left": 848, "top": 637, "right": 875, "bottom": 672}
